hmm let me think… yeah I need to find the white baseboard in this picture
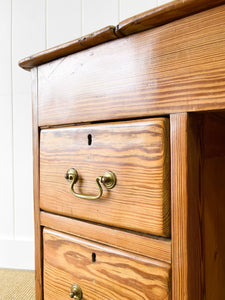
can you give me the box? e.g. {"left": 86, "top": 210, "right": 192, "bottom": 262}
{"left": 0, "top": 239, "right": 34, "bottom": 270}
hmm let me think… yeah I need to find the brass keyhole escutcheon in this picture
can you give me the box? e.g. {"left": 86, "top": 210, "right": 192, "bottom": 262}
{"left": 69, "top": 283, "right": 83, "bottom": 299}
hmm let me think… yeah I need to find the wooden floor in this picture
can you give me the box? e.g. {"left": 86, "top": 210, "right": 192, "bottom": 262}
{"left": 0, "top": 269, "right": 35, "bottom": 299}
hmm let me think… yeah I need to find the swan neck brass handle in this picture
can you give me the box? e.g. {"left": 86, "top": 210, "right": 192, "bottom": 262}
{"left": 69, "top": 283, "right": 83, "bottom": 299}
{"left": 65, "top": 168, "right": 116, "bottom": 200}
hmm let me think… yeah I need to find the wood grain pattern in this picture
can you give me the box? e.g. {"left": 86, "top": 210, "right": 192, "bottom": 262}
{"left": 170, "top": 113, "right": 204, "bottom": 300}
{"left": 40, "top": 211, "right": 171, "bottom": 263}
{"left": 31, "top": 68, "right": 43, "bottom": 300}
{"left": 37, "top": 5, "right": 225, "bottom": 126}
{"left": 117, "top": 0, "right": 225, "bottom": 36}
{"left": 43, "top": 228, "right": 171, "bottom": 300}
{"left": 19, "top": 26, "right": 117, "bottom": 71}
{"left": 40, "top": 118, "right": 170, "bottom": 237}
{"left": 203, "top": 113, "right": 225, "bottom": 299}
{"left": 18, "top": 0, "right": 225, "bottom": 70}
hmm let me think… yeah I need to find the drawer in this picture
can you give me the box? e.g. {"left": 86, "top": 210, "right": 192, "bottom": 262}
{"left": 40, "top": 118, "right": 170, "bottom": 237}
{"left": 43, "top": 228, "right": 171, "bottom": 300}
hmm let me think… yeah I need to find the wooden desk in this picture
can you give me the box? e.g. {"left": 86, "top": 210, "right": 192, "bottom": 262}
{"left": 20, "top": 1, "right": 225, "bottom": 299}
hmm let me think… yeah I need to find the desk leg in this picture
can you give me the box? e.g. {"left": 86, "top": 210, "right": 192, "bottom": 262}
{"left": 171, "top": 113, "right": 204, "bottom": 300}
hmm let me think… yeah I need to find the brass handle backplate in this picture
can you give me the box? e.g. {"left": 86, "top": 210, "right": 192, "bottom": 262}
{"left": 65, "top": 168, "right": 117, "bottom": 200}
{"left": 69, "top": 283, "right": 83, "bottom": 299}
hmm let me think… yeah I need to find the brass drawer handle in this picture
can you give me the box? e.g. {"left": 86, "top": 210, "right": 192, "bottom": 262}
{"left": 65, "top": 168, "right": 117, "bottom": 200}
{"left": 69, "top": 283, "right": 83, "bottom": 299}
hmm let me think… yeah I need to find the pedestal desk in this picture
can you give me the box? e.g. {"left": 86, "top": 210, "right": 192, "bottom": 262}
{"left": 20, "top": 0, "right": 225, "bottom": 299}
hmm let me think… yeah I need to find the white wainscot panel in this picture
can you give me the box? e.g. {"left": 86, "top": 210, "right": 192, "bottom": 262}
{"left": 12, "top": 94, "right": 33, "bottom": 241}
{"left": 158, "top": 0, "right": 172, "bottom": 6}
{"left": 0, "top": 0, "right": 11, "bottom": 96}
{"left": 0, "top": 1, "right": 14, "bottom": 239}
{"left": 12, "top": 0, "right": 45, "bottom": 96}
{"left": 12, "top": 0, "right": 45, "bottom": 245}
{"left": 47, "top": 0, "right": 82, "bottom": 48}
{"left": 82, "top": 0, "right": 119, "bottom": 36}
{"left": 0, "top": 239, "right": 34, "bottom": 270}
{"left": 0, "top": 96, "right": 14, "bottom": 239}
{"left": 119, "top": 0, "right": 157, "bottom": 21}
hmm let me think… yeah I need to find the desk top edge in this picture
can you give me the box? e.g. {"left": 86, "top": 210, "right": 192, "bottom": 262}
{"left": 19, "top": 0, "right": 225, "bottom": 71}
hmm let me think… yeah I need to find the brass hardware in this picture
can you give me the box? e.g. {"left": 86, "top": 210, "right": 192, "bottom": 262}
{"left": 69, "top": 283, "right": 83, "bottom": 299}
{"left": 101, "top": 170, "right": 117, "bottom": 189}
{"left": 65, "top": 168, "right": 117, "bottom": 200}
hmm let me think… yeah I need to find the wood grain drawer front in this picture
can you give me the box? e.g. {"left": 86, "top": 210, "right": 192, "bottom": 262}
{"left": 43, "top": 228, "right": 171, "bottom": 300}
{"left": 40, "top": 118, "right": 170, "bottom": 237}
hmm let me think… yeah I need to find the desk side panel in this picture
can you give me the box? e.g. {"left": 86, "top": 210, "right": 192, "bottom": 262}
{"left": 32, "top": 67, "right": 43, "bottom": 300}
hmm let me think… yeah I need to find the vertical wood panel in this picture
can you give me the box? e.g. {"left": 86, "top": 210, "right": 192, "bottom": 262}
{"left": 0, "top": 0, "right": 13, "bottom": 239}
{"left": 12, "top": 0, "right": 45, "bottom": 241}
{"left": 46, "top": 0, "right": 82, "bottom": 48}
{"left": 119, "top": 0, "right": 157, "bottom": 21}
{"left": 82, "top": 0, "right": 119, "bottom": 36}
{"left": 171, "top": 113, "right": 204, "bottom": 299}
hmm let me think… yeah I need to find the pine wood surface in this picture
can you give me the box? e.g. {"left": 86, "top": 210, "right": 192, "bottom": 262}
{"left": 170, "top": 113, "right": 204, "bottom": 299}
{"left": 203, "top": 113, "right": 225, "bottom": 299}
{"left": 40, "top": 211, "right": 171, "bottom": 264}
{"left": 37, "top": 5, "right": 225, "bottom": 127}
{"left": 31, "top": 68, "right": 43, "bottom": 300}
{"left": 19, "top": 0, "right": 225, "bottom": 70}
{"left": 171, "top": 113, "right": 189, "bottom": 300}
{"left": 204, "top": 156, "right": 225, "bottom": 299}
{"left": 40, "top": 118, "right": 170, "bottom": 237}
{"left": 43, "top": 228, "right": 171, "bottom": 300}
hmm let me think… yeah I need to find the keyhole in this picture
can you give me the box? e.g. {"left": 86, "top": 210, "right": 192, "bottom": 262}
{"left": 88, "top": 134, "right": 92, "bottom": 146}
{"left": 92, "top": 252, "right": 96, "bottom": 263}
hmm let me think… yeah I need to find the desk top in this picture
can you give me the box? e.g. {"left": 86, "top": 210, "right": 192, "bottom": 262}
{"left": 19, "top": 0, "right": 225, "bottom": 71}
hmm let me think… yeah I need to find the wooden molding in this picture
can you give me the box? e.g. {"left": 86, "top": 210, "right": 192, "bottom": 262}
{"left": 19, "top": 26, "right": 117, "bottom": 71}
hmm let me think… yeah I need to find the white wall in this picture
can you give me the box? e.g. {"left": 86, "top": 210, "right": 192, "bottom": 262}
{"left": 0, "top": 0, "right": 171, "bottom": 270}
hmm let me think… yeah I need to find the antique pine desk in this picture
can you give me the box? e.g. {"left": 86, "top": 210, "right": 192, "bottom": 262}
{"left": 20, "top": 0, "right": 225, "bottom": 299}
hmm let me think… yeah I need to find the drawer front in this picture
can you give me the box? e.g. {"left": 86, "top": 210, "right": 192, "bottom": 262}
{"left": 40, "top": 118, "right": 170, "bottom": 237}
{"left": 43, "top": 228, "right": 171, "bottom": 300}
